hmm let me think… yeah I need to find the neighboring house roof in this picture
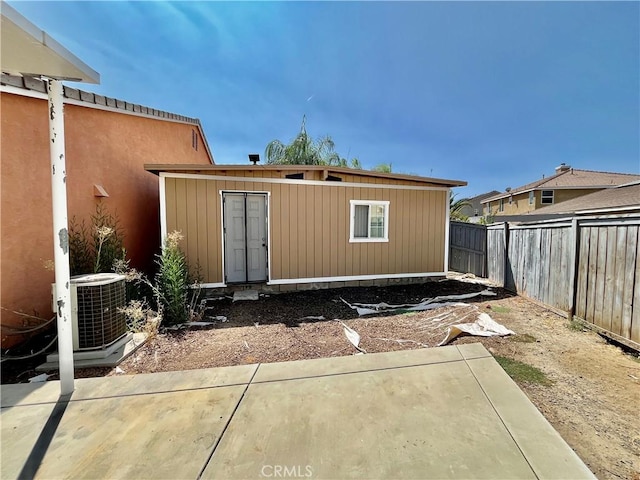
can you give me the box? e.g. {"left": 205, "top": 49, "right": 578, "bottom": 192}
{"left": 525, "top": 181, "right": 640, "bottom": 216}
{"left": 145, "top": 164, "right": 467, "bottom": 188}
{"left": 460, "top": 190, "right": 500, "bottom": 217}
{"left": 467, "top": 190, "right": 501, "bottom": 204}
{"left": 482, "top": 169, "right": 640, "bottom": 203}
{"left": 0, "top": 73, "right": 215, "bottom": 164}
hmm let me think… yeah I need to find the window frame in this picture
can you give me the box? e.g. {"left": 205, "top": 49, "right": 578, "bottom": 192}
{"left": 541, "top": 190, "right": 554, "bottom": 205}
{"left": 499, "top": 198, "right": 504, "bottom": 212}
{"left": 349, "top": 200, "right": 390, "bottom": 243}
{"left": 529, "top": 191, "right": 535, "bottom": 205}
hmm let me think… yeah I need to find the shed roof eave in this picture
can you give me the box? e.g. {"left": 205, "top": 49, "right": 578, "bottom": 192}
{"left": 143, "top": 164, "right": 466, "bottom": 187}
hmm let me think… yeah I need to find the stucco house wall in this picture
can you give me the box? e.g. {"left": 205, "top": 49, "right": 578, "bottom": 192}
{"left": 485, "top": 189, "right": 602, "bottom": 216}
{"left": 1, "top": 86, "right": 213, "bottom": 347}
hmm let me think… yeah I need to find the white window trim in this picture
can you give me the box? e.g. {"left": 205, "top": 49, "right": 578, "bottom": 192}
{"left": 541, "top": 190, "right": 554, "bottom": 204}
{"left": 349, "top": 200, "right": 390, "bottom": 243}
{"left": 499, "top": 198, "right": 504, "bottom": 212}
{"left": 529, "top": 191, "right": 535, "bottom": 205}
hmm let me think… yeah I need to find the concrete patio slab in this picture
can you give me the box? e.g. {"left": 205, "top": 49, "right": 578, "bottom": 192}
{"left": 1, "top": 381, "right": 60, "bottom": 407}
{"left": 456, "top": 342, "right": 493, "bottom": 360}
{"left": 1, "top": 403, "right": 56, "bottom": 479}
{"left": 467, "top": 356, "right": 594, "bottom": 479}
{"left": 25, "top": 386, "right": 243, "bottom": 479}
{"left": 203, "top": 361, "right": 536, "bottom": 479}
{"left": 0, "top": 345, "right": 595, "bottom": 479}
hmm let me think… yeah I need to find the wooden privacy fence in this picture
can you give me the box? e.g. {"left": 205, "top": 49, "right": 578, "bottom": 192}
{"left": 449, "top": 221, "right": 487, "bottom": 277}
{"left": 487, "top": 215, "right": 640, "bottom": 351}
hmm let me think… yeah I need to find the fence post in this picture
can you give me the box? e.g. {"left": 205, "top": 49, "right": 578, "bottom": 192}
{"left": 503, "top": 222, "right": 510, "bottom": 289}
{"left": 567, "top": 217, "right": 580, "bottom": 320}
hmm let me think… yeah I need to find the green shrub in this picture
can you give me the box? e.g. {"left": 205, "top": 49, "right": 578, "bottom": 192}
{"left": 155, "top": 231, "right": 191, "bottom": 326}
{"left": 69, "top": 203, "right": 125, "bottom": 275}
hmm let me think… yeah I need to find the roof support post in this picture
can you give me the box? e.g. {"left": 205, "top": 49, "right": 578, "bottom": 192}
{"left": 48, "top": 78, "right": 75, "bottom": 395}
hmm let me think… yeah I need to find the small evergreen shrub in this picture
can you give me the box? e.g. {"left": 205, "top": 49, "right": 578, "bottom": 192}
{"left": 155, "top": 231, "right": 191, "bottom": 326}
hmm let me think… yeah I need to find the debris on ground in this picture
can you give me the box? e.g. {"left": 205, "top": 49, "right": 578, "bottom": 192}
{"left": 336, "top": 320, "right": 366, "bottom": 353}
{"left": 340, "top": 289, "right": 497, "bottom": 316}
{"left": 438, "top": 312, "right": 515, "bottom": 346}
{"left": 28, "top": 373, "right": 49, "bottom": 383}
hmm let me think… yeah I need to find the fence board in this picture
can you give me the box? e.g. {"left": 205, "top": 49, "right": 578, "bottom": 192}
{"left": 632, "top": 228, "right": 640, "bottom": 344}
{"left": 611, "top": 227, "right": 627, "bottom": 336}
{"left": 541, "top": 228, "right": 552, "bottom": 304}
{"left": 593, "top": 228, "right": 608, "bottom": 329}
{"left": 558, "top": 228, "right": 570, "bottom": 310}
{"left": 586, "top": 227, "right": 599, "bottom": 324}
{"left": 576, "top": 227, "right": 590, "bottom": 320}
{"left": 601, "top": 227, "right": 617, "bottom": 332}
{"left": 622, "top": 227, "right": 638, "bottom": 340}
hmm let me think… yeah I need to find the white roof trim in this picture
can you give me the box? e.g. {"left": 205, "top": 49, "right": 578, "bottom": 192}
{"left": 1, "top": 2, "right": 99, "bottom": 83}
{"left": 159, "top": 172, "right": 450, "bottom": 191}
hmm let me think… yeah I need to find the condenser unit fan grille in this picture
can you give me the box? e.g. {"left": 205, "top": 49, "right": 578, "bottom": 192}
{"left": 76, "top": 280, "right": 127, "bottom": 349}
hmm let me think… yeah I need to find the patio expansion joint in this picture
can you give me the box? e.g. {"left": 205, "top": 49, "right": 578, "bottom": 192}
{"left": 251, "top": 356, "right": 467, "bottom": 385}
{"left": 196, "top": 363, "right": 262, "bottom": 480}
{"left": 1, "top": 382, "right": 254, "bottom": 408}
{"left": 462, "top": 356, "right": 540, "bottom": 480}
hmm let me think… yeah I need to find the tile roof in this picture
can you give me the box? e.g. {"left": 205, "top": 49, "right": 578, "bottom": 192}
{"left": 526, "top": 181, "right": 640, "bottom": 215}
{"left": 1, "top": 73, "right": 200, "bottom": 125}
{"left": 483, "top": 169, "right": 640, "bottom": 203}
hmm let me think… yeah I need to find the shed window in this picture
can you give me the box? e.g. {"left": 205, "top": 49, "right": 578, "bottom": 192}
{"left": 541, "top": 190, "right": 554, "bottom": 204}
{"left": 350, "top": 200, "right": 389, "bottom": 242}
{"left": 499, "top": 199, "right": 504, "bottom": 212}
{"left": 529, "top": 191, "right": 535, "bottom": 205}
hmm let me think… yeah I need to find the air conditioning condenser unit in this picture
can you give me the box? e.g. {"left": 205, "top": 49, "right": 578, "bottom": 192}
{"left": 52, "top": 273, "right": 127, "bottom": 351}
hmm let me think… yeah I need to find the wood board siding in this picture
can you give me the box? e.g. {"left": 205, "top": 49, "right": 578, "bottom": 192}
{"left": 163, "top": 176, "right": 447, "bottom": 284}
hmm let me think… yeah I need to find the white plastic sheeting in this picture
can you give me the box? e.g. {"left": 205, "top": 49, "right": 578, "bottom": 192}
{"left": 336, "top": 320, "right": 367, "bottom": 353}
{"left": 340, "top": 289, "right": 497, "bottom": 316}
{"left": 438, "top": 313, "right": 515, "bottom": 346}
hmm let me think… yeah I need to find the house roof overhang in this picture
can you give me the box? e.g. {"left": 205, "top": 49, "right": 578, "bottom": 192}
{"left": 144, "top": 164, "right": 467, "bottom": 188}
{"left": 1, "top": 2, "right": 99, "bottom": 83}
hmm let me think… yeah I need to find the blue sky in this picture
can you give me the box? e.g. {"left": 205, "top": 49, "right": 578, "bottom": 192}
{"left": 9, "top": 1, "right": 640, "bottom": 197}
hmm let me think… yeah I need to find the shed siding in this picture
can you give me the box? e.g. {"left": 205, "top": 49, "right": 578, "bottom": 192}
{"left": 164, "top": 177, "right": 447, "bottom": 284}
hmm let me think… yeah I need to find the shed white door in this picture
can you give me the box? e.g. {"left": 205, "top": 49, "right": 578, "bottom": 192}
{"left": 223, "top": 193, "right": 268, "bottom": 283}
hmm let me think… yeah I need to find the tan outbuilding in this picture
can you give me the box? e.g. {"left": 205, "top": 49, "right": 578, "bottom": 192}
{"left": 146, "top": 164, "right": 466, "bottom": 290}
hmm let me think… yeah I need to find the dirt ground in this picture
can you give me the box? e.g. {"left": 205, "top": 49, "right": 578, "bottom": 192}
{"left": 3, "top": 279, "right": 639, "bottom": 479}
